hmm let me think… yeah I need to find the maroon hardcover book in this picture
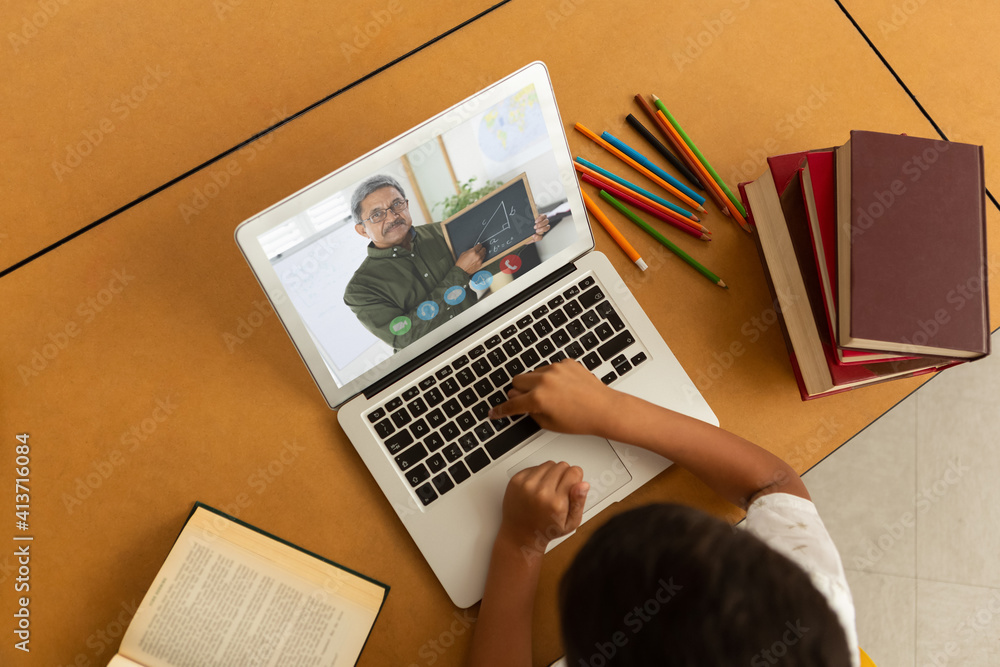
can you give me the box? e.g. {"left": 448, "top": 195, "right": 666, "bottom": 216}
{"left": 836, "top": 130, "right": 990, "bottom": 359}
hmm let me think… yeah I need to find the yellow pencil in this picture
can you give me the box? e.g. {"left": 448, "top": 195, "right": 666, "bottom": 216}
{"left": 582, "top": 191, "right": 647, "bottom": 271}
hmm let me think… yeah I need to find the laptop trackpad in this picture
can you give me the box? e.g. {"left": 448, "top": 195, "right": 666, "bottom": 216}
{"left": 506, "top": 434, "right": 632, "bottom": 514}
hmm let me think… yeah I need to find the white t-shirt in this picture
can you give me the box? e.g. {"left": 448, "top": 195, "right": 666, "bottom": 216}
{"left": 743, "top": 492, "right": 860, "bottom": 667}
{"left": 549, "top": 493, "right": 859, "bottom": 667}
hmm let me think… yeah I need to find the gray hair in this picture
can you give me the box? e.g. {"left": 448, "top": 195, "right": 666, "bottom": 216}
{"left": 351, "top": 174, "right": 406, "bottom": 224}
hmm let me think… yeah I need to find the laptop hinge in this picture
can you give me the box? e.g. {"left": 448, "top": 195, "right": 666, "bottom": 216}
{"left": 364, "top": 261, "right": 578, "bottom": 399}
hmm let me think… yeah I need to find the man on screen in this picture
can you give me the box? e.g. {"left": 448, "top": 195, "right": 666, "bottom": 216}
{"left": 345, "top": 174, "right": 549, "bottom": 351}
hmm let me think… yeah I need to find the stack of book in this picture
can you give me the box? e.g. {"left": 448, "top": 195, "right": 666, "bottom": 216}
{"left": 740, "top": 130, "right": 989, "bottom": 400}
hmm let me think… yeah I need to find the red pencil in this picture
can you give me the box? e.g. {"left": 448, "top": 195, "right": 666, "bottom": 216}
{"left": 579, "top": 173, "right": 711, "bottom": 241}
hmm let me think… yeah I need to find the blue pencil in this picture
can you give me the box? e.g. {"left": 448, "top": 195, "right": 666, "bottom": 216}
{"left": 601, "top": 131, "right": 707, "bottom": 206}
{"left": 574, "top": 156, "right": 698, "bottom": 220}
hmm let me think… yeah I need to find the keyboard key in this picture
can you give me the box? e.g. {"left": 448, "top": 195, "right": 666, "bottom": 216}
{"left": 549, "top": 309, "right": 568, "bottom": 328}
{"left": 402, "top": 386, "right": 420, "bottom": 401}
{"left": 605, "top": 311, "right": 626, "bottom": 332}
{"left": 601, "top": 371, "right": 617, "bottom": 385}
{"left": 456, "top": 368, "right": 476, "bottom": 387}
{"left": 410, "top": 418, "right": 430, "bottom": 439}
{"left": 491, "top": 416, "right": 511, "bottom": 430}
{"left": 433, "top": 471, "right": 456, "bottom": 495}
{"left": 597, "top": 301, "right": 614, "bottom": 317}
{"left": 487, "top": 391, "right": 507, "bottom": 408}
{"left": 579, "top": 276, "right": 596, "bottom": 289}
{"left": 406, "top": 464, "right": 430, "bottom": 487}
{"left": 516, "top": 315, "right": 533, "bottom": 329}
{"left": 395, "top": 443, "right": 428, "bottom": 470}
{"left": 469, "top": 344, "right": 486, "bottom": 359}
{"left": 582, "top": 352, "right": 601, "bottom": 370}
{"left": 384, "top": 430, "right": 414, "bottom": 454}
{"left": 416, "top": 482, "right": 437, "bottom": 505}
{"left": 453, "top": 355, "right": 469, "bottom": 369}
{"left": 489, "top": 367, "right": 509, "bottom": 388}
{"left": 426, "top": 408, "right": 446, "bottom": 429}
{"left": 502, "top": 339, "right": 523, "bottom": 356}
{"left": 548, "top": 295, "right": 565, "bottom": 309}
{"left": 472, "top": 401, "right": 491, "bottom": 421}
{"left": 563, "top": 285, "right": 580, "bottom": 299}
{"left": 631, "top": 351, "right": 648, "bottom": 366}
{"left": 373, "top": 418, "right": 394, "bottom": 439}
{"left": 579, "top": 287, "right": 604, "bottom": 311}
{"left": 472, "top": 358, "right": 491, "bottom": 377}
{"left": 533, "top": 319, "right": 553, "bottom": 337}
{"left": 501, "top": 324, "right": 517, "bottom": 339}
{"left": 536, "top": 338, "right": 555, "bottom": 358}
{"left": 458, "top": 433, "right": 478, "bottom": 452}
{"left": 474, "top": 422, "right": 495, "bottom": 443}
{"left": 517, "top": 329, "right": 538, "bottom": 346}
{"left": 441, "top": 422, "right": 460, "bottom": 442}
{"left": 595, "top": 322, "right": 614, "bottom": 341}
{"left": 385, "top": 397, "right": 403, "bottom": 412}
{"left": 613, "top": 360, "right": 633, "bottom": 376}
{"left": 522, "top": 348, "right": 541, "bottom": 368}
{"left": 390, "top": 407, "right": 412, "bottom": 428}
{"left": 487, "top": 348, "right": 507, "bottom": 367}
{"left": 427, "top": 453, "right": 446, "bottom": 473}
{"left": 443, "top": 443, "right": 463, "bottom": 463}
{"left": 532, "top": 305, "right": 549, "bottom": 319}
{"left": 566, "top": 319, "right": 585, "bottom": 337}
{"left": 485, "top": 417, "right": 541, "bottom": 460}
{"left": 407, "top": 397, "right": 428, "bottom": 417}
{"left": 466, "top": 448, "right": 490, "bottom": 472}
{"left": 611, "top": 354, "right": 627, "bottom": 366}
{"left": 456, "top": 411, "right": 476, "bottom": 431}
{"left": 424, "top": 387, "right": 444, "bottom": 407}
{"left": 549, "top": 351, "right": 567, "bottom": 364}
{"left": 442, "top": 398, "right": 462, "bottom": 418}
{"left": 581, "top": 332, "right": 599, "bottom": 350}
{"left": 551, "top": 328, "right": 570, "bottom": 347}
{"left": 582, "top": 310, "right": 601, "bottom": 328}
{"left": 435, "top": 367, "right": 453, "bottom": 380}
{"left": 598, "top": 330, "right": 636, "bottom": 361}
{"left": 458, "top": 388, "right": 478, "bottom": 408}
{"left": 504, "top": 358, "right": 526, "bottom": 377}
{"left": 425, "top": 432, "right": 445, "bottom": 452}
{"left": 566, "top": 342, "right": 584, "bottom": 359}
{"left": 440, "top": 378, "right": 460, "bottom": 397}
{"left": 485, "top": 334, "right": 502, "bottom": 348}
{"left": 367, "top": 407, "right": 385, "bottom": 423}
{"left": 449, "top": 460, "right": 471, "bottom": 484}
{"left": 419, "top": 376, "right": 437, "bottom": 390}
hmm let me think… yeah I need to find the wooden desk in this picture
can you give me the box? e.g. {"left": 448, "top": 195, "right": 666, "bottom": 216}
{"left": 1, "top": 1, "right": 996, "bottom": 665}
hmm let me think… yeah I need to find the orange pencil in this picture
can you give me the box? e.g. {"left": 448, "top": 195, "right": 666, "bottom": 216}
{"left": 574, "top": 163, "right": 711, "bottom": 234}
{"left": 574, "top": 123, "right": 708, "bottom": 214}
{"left": 581, "top": 191, "right": 647, "bottom": 271}
{"left": 580, "top": 173, "right": 711, "bottom": 241}
{"left": 656, "top": 109, "right": 750, "bottom": 232}
{"left": 633, "top": 93, "right": 724, "bottom": 214}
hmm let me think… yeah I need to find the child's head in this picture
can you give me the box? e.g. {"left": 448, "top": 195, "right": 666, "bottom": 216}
{"left": 559, "top": 503, "right": 851, "bottom": 666}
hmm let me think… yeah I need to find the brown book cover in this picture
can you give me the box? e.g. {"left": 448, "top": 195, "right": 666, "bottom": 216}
{"left": 836, "top": 130, "right": 990, "bottom": 359}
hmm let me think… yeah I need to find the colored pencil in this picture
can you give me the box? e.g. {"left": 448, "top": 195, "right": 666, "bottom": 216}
{"left": 600, "top": 190, "right": 727, "bottom": 289}
{"left": 581, "top": 191, "right": 647, "bottom": 271}
{"left": 600, "top": 131, "right": 706, "bottom": 206}
{"left": 574, "top": 157, "right": 700, "bottom": 222}
{"left": 655, "top": 109, "right": 750, "bottom": 232}
{"left": 632, "top": 93, "right": 721, "bottom": 212}
{"left": 573, "top": 122, "right": 708, "bottom": 214}
{"left": 573, "top": 161, "right": 708, "bottom": 231}
{"left": 579, "top": 172, "right": 711, "bottom": 241}
{"left": 652, "top": 94, "right": 748, "bottom": 219}
{"left": 624, "top": 113, "right": 703, "bottom": 190}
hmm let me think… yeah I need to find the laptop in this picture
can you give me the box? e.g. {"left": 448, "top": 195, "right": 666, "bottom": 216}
{"left": 235, "top": 62, "right": 718, "bottom": 608}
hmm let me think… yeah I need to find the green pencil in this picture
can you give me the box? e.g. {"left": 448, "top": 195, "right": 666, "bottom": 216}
{"left": 599, "top": 190, "right": 727, "bottom": 289}
{"left": 652, "top": 94, "right": 748, "bottom": 218}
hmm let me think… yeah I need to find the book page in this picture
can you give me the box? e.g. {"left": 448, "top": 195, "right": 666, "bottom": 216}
{"left": 119, "top": 507, "right": 385, "bottom": 667}
{"left": 107, "top": 655, "right": 145, "bottom": 667}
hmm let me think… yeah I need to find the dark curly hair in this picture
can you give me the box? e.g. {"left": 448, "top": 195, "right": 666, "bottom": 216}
{"left": 559, "top": 503, "right": 852, "bottom": 666}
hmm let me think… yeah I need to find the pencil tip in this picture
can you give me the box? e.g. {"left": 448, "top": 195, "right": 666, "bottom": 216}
{"left": 701, "top": 234, "right": 711, "bottom": 241}
{"left": 651, "top": 94, "right": 660, "bottom": 101}
{"left": 719, "top": 281, "right": 728, "bottom": 289}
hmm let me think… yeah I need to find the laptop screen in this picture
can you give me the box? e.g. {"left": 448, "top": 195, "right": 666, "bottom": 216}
{"left": 235, "top": 63, "right": 594, "bottom": 407}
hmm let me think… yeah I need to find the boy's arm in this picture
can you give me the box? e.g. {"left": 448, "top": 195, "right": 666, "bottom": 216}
{"left": 466, "top": 462, "right": 589, "bottom": 667}
{"left": 489, "top": 361, "right": 809, "bottom": 508}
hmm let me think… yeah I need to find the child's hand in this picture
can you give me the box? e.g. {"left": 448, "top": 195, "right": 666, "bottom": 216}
{"left": 489, "top": 360, "right": 621, "bottom": 437}
{"left": 498, "top": 461, "right": 589, "bottom": 557}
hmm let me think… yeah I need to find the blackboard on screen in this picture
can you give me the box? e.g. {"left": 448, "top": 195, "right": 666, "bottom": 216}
{"left": 441, "top": 174, "right": 539, "bottom": 265}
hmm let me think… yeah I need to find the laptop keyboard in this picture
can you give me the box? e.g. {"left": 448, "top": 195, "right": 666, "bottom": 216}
{"left": 365, "top": 274, "right": 648, "bottom": 507}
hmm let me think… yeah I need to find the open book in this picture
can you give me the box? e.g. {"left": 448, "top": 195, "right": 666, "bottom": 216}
{"left": 108, "top": 503, "right": 388, "bottom": 667}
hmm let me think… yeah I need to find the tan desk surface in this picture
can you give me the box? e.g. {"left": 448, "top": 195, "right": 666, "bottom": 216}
{"left": 2, "top": 1, "right": 997, "bottom": 666}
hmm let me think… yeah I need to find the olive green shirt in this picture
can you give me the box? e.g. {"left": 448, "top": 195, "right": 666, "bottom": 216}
{"left": 344, "top": 223, "right": 477, "bottom": 350}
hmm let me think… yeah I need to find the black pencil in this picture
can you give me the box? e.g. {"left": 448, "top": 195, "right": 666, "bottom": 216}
{"left": 625, "top": 113, "right": 704, "bottom": 191}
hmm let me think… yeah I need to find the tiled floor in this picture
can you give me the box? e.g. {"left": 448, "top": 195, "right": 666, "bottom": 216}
{"left": 804, "top": 329, "right": 1000, "bottom": 666}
